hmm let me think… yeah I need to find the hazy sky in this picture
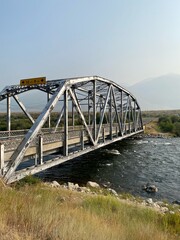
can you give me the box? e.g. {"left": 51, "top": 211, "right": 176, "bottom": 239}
{"left": 1, "top": 0, "right": 180, "bottom": 90}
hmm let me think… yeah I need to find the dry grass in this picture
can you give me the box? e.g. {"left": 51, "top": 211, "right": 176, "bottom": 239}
{"left": 0, "top": 181, "right": 179, "bottom": 240}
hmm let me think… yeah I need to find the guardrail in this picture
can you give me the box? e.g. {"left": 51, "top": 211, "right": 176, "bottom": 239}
{"left": 0, "top": 123, "right": 139, "bottom": 152}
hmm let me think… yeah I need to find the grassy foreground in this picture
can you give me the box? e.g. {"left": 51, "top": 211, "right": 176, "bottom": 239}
{"left": 0, "top": 179, "right": 179, "bottom": 240}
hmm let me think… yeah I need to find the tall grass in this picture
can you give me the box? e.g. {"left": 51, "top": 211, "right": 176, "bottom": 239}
{"left": 0, "top": 181, "right": 179, "bottom": 240}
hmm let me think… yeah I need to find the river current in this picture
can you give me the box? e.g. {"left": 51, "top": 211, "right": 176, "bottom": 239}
{"left": 38, "top": 137, "right": 180, "bottom": 202}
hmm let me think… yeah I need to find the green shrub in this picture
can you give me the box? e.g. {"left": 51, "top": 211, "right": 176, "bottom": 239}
{"left": 14, "top": 175, "right": 41, "bottom": 189}
{"left": 173, "top": 122, "right": 180, "bottom": 136}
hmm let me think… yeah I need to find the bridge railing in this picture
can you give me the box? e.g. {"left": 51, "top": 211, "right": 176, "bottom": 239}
{"left": 0, "top": 122, "right": 140, "bottom": 153}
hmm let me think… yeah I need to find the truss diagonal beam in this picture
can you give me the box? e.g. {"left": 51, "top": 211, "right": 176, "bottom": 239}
{"left": 122, "top": 96, "right": 129, "bottom": 133}
{"left": 95, "top": 85, "right": 111, "bottom": 144}
{"left": 13, "top": 95, "right": 35, "bottom": 124}
{"left": 111, "top": 87, "right": 122, "bottom": 135}
{"left": 54, "top": 106, "right": 64, "bottom": 133}
{"left": 69, "top": 88, "right": 95, "bottom": 145}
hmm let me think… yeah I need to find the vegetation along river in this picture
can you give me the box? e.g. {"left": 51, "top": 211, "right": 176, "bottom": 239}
{"left": 38, "top": 137, "right": 180, "bottom": 202}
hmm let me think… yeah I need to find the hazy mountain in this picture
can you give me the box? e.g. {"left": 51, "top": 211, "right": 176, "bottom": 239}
{"left": 129, "top": 74, "right": 180, "bottom": 110}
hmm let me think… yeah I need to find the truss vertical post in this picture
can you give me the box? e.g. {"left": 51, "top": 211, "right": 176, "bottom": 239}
{"left": 0, "top": 143, "right": 4, "bottom": 175}
{"left": 80, "top": 130, "right": 84, "bottom": 150}
{"left": 88, "top": 91, "right": 91, "bottom": 125}
{"left": 128, "top": 97, "right": 131, "bottom": 133}
{"left": 47, "top": 93, "right": 51, "bottom": 128}
{"left": 38, "top": 135, "right": 43, "bottom": 165}
{"left": 134, "top": 101, "right": 136, "bottom": 131}
{"left": 121, "top": 91, "right": 123, "bottom": 134}
{"left": 72, "top": 101, "right": 75, "bottom": 128}
{"left": 116, "top": 126, "right": 118, "bottom": 137}
{"left": 109, "top": 88, "right": 113, "bottom": 140}
{"left": 102, "top": 127, "right": 105, "bottom": 143}
{"left": 136, "top": 111, "right": 140, "bottom": 131}
{"left": 7, "top": 95, "right": 11, "bottom": 133}
{"left": 34, "top": 154, "right": 38, "bottom": 166}
{"left": 93, "top": 81, "right": 96, "bottom": 141}
{"left": 63, "top": 89, "right": 68, "bottom": 156}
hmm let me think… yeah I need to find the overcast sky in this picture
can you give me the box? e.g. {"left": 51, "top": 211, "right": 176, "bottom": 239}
{"left": 1, "top": 0, "right": 180, "bottom": 90}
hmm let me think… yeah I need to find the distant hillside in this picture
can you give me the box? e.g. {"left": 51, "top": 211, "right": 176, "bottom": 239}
{"left": 129, "top": 74, "right": 180, "bottom": 110}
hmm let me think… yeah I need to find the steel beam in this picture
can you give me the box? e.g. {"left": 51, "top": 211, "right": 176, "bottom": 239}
{"left": 38, "top": 135, "right": 43, "bottom": 165}
{"left": 109, "top": 88, "right": 113, "bottom": 140}
{"left": 47, "top": 93, "right": 51, "bottom": 128}
{"left": 93, "top": 80, "right": 96, "bottom": 141}
{"left": 95, "top": 85, "right": 111, "bottom": 144}
{"left": 111, "top": 87, "right": 122, "bottom": 135}
{"left": 69, "top": 88, "right": 95, "bottom": 145}
{"left": 63, "top": 89, "right": 68, "bottom": 156}
{"left": 13, "top": 95, "right": 35, "bottom": 124}
{"left": 72, "top": 101, "right": 75, "bottom": 127}
{"left": 80, "top": 130, "right": 84, "bottom": 150}
{"left": 54, "top": 106, "right": 64, "bottom": 133}
{"left": 0, "top": 143, "right": 4, "bottom": 175}
{"left": 88, "top": 91, "right": 91, "bottom": 125}
{"left": 7, "top": 95, "right": 11, "bottom": 132}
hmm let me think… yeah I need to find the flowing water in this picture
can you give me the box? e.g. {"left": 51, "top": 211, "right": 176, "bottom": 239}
{"left": 38, "top": 137, "right": 180, "bottom": 202}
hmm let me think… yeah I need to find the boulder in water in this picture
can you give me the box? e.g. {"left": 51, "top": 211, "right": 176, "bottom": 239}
{"left": 142, "top": 183, "right": 158, "bottom": 193}
{"left": 105, "top": 149, "right": 120, "bottom": 155}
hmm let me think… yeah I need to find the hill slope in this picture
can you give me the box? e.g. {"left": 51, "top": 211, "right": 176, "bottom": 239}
{"left": 129, "top": 74, "right": 180, "bottom": 110}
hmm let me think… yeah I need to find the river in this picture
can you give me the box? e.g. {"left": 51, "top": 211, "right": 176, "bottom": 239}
{"left": 38, "top": 136, "right": 180, "bottom": 202}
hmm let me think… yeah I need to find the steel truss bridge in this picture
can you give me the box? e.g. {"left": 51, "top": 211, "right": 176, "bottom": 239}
{"left": 0, "top": 76, "right": 143, "bottom": 184}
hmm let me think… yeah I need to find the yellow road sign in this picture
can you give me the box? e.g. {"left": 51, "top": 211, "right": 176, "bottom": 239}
{"left": 20, "top": 77, "right": 46, "bottom": 86}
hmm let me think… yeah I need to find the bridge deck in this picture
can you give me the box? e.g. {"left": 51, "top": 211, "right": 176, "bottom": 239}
{"left": 0, "top": 126, "right": 143, "bottom": 183}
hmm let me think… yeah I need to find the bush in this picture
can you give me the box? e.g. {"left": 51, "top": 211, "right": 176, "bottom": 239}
{"left": 173, "top": 122, "right": 180, "bottom": 136}
{"left": 158, "top": 116, "right": 173, "bottom": 132}
{"left": 14, "top": 175, "right": 41, "bottom": 189}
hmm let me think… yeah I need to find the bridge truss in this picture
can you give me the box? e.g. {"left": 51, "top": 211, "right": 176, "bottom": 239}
{"left": 0, "top": 76, "right": 143, "bottom": 183}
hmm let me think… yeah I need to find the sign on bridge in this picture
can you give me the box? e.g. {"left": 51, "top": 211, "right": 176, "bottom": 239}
{"left": 20, "top": 77, "right": 46, "bottom": 86}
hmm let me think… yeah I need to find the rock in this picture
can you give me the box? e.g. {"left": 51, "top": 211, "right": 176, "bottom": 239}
{"left": 146, "top": 198, "right": 153, "bottom": 205}
{"left": 86, "top": 181, "right": 100, "bottom": 188}
{"left": 169, "top": 211, "right": 175, "bottom": 214}
{"left": 67, "top": 182, "right": 75, "bottom": 190}
{"left": 102, "top": 181, "right": 111, "bottom": 188}
{"left": 105, "top": 149, "right": 120, "bottom": 155}
{"left": 160, "top": 207, "right": 169, "bottom": 213}
{"left": 155, "top": 201, "right": 164, "bottom": 207}
{"left": 74, "top": 183, "right": 79, "bottom": 189}
{"left": 108, "top": 188, "right": 118, "bottom": 197}
{"left": 51, "top": 181, "right": 60, "bottom": 188}
{"left": 143, "top": 183, "right": 158, "bottom": 193}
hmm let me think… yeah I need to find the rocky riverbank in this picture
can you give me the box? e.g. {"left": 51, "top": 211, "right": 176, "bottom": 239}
{"left": 1, "top": 176, "right": 179, "bottom": 239}
{"left": 44, "top": 180, "right": 180, "bottom": 215}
